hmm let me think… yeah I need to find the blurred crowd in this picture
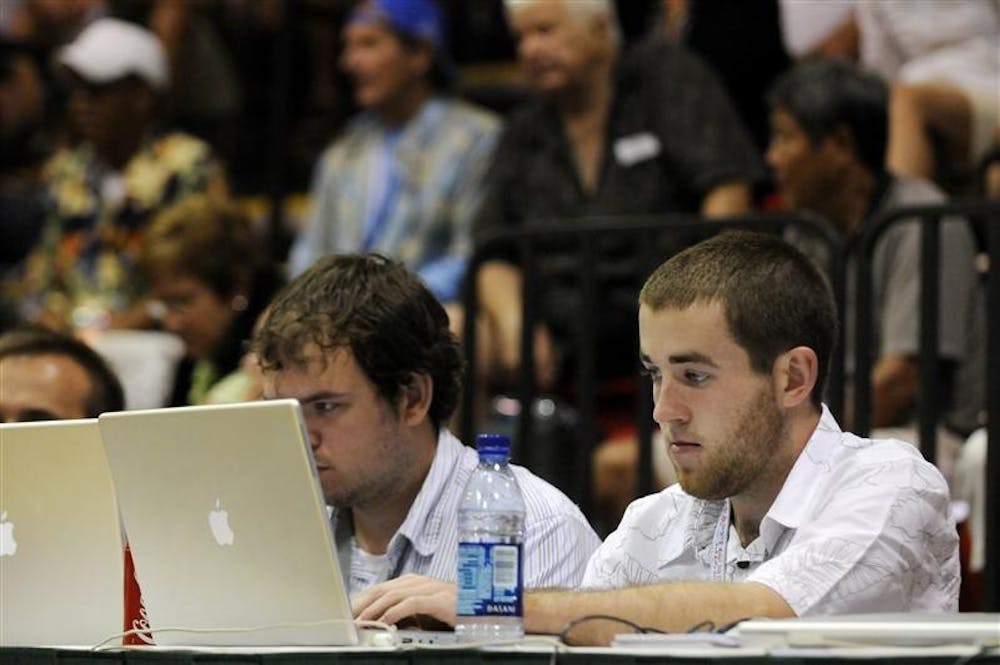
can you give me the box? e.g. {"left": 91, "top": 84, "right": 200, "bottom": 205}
{"left": 1, "top": 0, "right": 998, "bottom": 597}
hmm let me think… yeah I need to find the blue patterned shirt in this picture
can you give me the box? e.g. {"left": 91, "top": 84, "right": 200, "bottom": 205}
{"left": 290, "top": 98, "right": 499, "bottom": 303}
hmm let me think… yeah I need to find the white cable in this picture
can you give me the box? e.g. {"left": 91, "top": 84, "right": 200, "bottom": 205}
{"left": 94, "top": 619, "right": 568, "bottom": 658}
{"left": 91, "top": 617, "right": 359, "bottom": 651}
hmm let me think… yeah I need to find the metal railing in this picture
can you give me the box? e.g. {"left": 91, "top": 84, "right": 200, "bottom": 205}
{"left": 854, "top": 199, "right": 1000, "bottom": 610}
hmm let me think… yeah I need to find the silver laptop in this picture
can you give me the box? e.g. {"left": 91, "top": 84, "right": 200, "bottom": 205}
{"left": 737, "top": 613, "right": 1000, "bottom": 648}
{"left": 97, "top": 400, "right": 358, "bottom": 646}
{"left": 0, "top": 419, "right": 124, "bottom": 646}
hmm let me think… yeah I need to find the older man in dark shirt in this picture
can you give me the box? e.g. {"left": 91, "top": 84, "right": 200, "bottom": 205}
{"left": 474, "top": 0, "right": 763, "bottom": 389}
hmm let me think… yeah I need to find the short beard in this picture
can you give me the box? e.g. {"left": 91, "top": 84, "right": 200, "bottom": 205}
{"left": 676, "top": 383, "right": 785, "bottom": 501}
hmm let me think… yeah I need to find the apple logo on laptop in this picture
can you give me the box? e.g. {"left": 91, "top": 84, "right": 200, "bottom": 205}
{"left": 208, "top": 499, "right": 234, "bottom": 546}
{"left": 0, "top": 511, "right": 17, "bottom": 556}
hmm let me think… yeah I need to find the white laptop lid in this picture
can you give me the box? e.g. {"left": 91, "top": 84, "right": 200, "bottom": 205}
{"left": 97, "top": 400, "right": 358, "bottom": 646}
{"left": 0, "top": 419, "right": 124, "bottom": 646}
{"left": 737, "top": 613, "right": 1000, "bottom": 647}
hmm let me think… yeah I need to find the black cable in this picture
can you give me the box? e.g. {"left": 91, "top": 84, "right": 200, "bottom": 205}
{"left": 715, "top": 617, "right": 753, "bottom": 633}
{"left": 685, "top": 620, "right": 716, "bottom": 633}
{"left": 558, "top": 614, "right": 665, "bottom": 644}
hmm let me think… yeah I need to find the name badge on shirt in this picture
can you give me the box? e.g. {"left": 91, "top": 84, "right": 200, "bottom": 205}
{"left": 613, "top": 132, "right": 662, "bottom": 167}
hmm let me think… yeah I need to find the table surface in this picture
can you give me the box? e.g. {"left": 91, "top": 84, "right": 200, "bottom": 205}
{"left": 2, "top": 643, "right": 998, "bottom": 665}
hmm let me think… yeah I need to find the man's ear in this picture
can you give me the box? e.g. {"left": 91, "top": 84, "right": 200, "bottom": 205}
{"left": 773, "top": 346, "right": 818, "bottom": 409}
{"left": 399, "top": 372, "right": 433, "bottom": 426}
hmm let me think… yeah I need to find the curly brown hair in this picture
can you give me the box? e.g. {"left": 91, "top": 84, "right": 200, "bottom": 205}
{"left": 253, "top": 254, "right": 464, "bottom": 429}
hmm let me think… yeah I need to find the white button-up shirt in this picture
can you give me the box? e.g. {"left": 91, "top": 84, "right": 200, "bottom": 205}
{"left": 582, "top": 406, "right": 959, "bottom": 615}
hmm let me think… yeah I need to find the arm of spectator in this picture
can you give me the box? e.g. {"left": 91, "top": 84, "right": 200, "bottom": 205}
{"left": 700, "top": 181, "right": 752, "bottom": 218}
{"left": 871, "top": 354, "right": 919, "bottom": 428}
{"left": 478, "top": 260, "right": 525, "bottom": 379}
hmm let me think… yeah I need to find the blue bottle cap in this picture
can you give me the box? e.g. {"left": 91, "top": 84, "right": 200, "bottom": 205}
{"left": 475, "top": 433, "right": 511, "bottom": 459}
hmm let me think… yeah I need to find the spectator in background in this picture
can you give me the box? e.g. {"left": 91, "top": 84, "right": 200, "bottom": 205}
{"left": 767, "top": 59, "right": 985, "bottom": 487}
{"left": 2, "top": 0, "right": 104, "bottom": 53}
{"left": 288, "top": 0, "right": 499, "bottom": 318}
{"left": 855, "top": 0, "right": 1000, "bottom": 189}
{"left": 139, "top": 195, "right": 282, "bottom": 406}
{"left": 252, "top": 254, "right": 600, "bottom": 595}
{"left": 0, "top": 326, "right": 125, "bottom": 422}
{"left": 0, "top": 37, "right": 47, "bottom": 275}
{"left": 19, "top": 18, "right": 227, "bottom": 334}
{"left": 474, "top": 0, "right": 763, "bottom": 394}
{"left": 658, "top": 0, "right": 790, "bottom": 152}
{"left": 779, "top": 0, "right": 1000, "bottom": 191}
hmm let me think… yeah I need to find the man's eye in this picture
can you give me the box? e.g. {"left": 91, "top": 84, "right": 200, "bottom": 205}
{"left": 684, "top": 370, "right": 709, "bottom": 385}
{"left": 310, "top": 401, "right": 340, "bottom": 415}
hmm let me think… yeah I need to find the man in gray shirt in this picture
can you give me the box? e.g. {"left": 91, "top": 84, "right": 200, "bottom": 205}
{"left": 765, "top": 59, "right": 985, "bottom": 486}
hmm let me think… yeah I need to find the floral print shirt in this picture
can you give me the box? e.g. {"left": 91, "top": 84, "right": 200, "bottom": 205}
{"left": 20, "top": 132, "right": 226, "bottom": 327}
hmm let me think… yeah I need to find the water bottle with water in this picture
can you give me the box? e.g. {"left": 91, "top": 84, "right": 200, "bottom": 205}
{"left": 454, "top": 433, "right": 525, "bottom": 642}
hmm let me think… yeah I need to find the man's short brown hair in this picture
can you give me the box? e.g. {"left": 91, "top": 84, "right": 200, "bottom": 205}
{"left": 640, "top": 231, "right": 838, "bottom": 407}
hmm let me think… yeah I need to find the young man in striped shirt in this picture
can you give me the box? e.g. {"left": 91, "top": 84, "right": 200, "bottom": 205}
{"left": 253, "top": 254, "right": 600, "bottom": 599}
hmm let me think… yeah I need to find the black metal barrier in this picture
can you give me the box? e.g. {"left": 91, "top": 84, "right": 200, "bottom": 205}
{"left": 459, "top": 213, "right": 845, "bottom": 520}
{"left": 854, "top": 199, "right": 1000, "bottom": 610}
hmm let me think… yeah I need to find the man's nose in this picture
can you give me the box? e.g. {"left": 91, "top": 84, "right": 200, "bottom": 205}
{"left": 651, "top": 378, "right": 689, "bottom": 428}
{"left": 518, "top": 33, "right": 542, "bottom": 63}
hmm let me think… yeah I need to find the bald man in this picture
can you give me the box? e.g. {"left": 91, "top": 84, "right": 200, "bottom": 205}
{"left": 0, "top": 327, "right": 124, "bottom": 422}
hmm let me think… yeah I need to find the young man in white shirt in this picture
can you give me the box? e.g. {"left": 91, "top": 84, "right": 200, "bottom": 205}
{"left": 353, "top": 232, "right": 959, "bottom": 644}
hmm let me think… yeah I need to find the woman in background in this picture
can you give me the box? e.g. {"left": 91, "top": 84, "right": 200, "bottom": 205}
{"left": 140, "top": 194, "right": 282, "bottom": 405}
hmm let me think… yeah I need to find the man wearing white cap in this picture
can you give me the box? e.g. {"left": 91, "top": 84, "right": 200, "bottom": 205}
{"left": 22, "top": 18, "right": 227, "bottom": 332}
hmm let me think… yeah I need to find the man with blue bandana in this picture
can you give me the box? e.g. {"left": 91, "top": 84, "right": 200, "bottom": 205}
{"left": 289, "top": 0, "right": 499, "bottom": 319}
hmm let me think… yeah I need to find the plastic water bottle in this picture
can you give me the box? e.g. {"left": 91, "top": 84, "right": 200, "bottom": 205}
{"left": 454, "top": 434, "right": 526, "bottom": 642}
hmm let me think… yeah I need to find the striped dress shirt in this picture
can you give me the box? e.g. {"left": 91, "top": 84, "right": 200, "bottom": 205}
{"left": 333, "top": 429, "right": 600, "bottom": 595}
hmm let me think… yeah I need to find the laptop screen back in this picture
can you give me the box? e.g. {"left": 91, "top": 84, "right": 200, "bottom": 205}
{"left": 98, "top": 400, "right": 358, "bottom": 646}
{"left": 0, "top": 419, "right": 124, "bottom": 646}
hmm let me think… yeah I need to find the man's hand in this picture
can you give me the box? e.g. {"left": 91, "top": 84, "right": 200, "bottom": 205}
{"left": 352, "top": 574, "right": 458, "bottom": 628}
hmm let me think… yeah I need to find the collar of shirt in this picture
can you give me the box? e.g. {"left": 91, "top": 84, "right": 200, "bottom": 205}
{"left": 331, "top": 428, "right": 465, "bottom": 563}
{"left": 389, "top": 428, "right": 465, "bottom": 559}
{"left": 352, "top": 96, "right": 447, "bottom": 156}
{"left": 684, "top": 404, "right": 842, "bottom": 566}
{"left": 765, "top": 405, "right": 842, "bottom": 531}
